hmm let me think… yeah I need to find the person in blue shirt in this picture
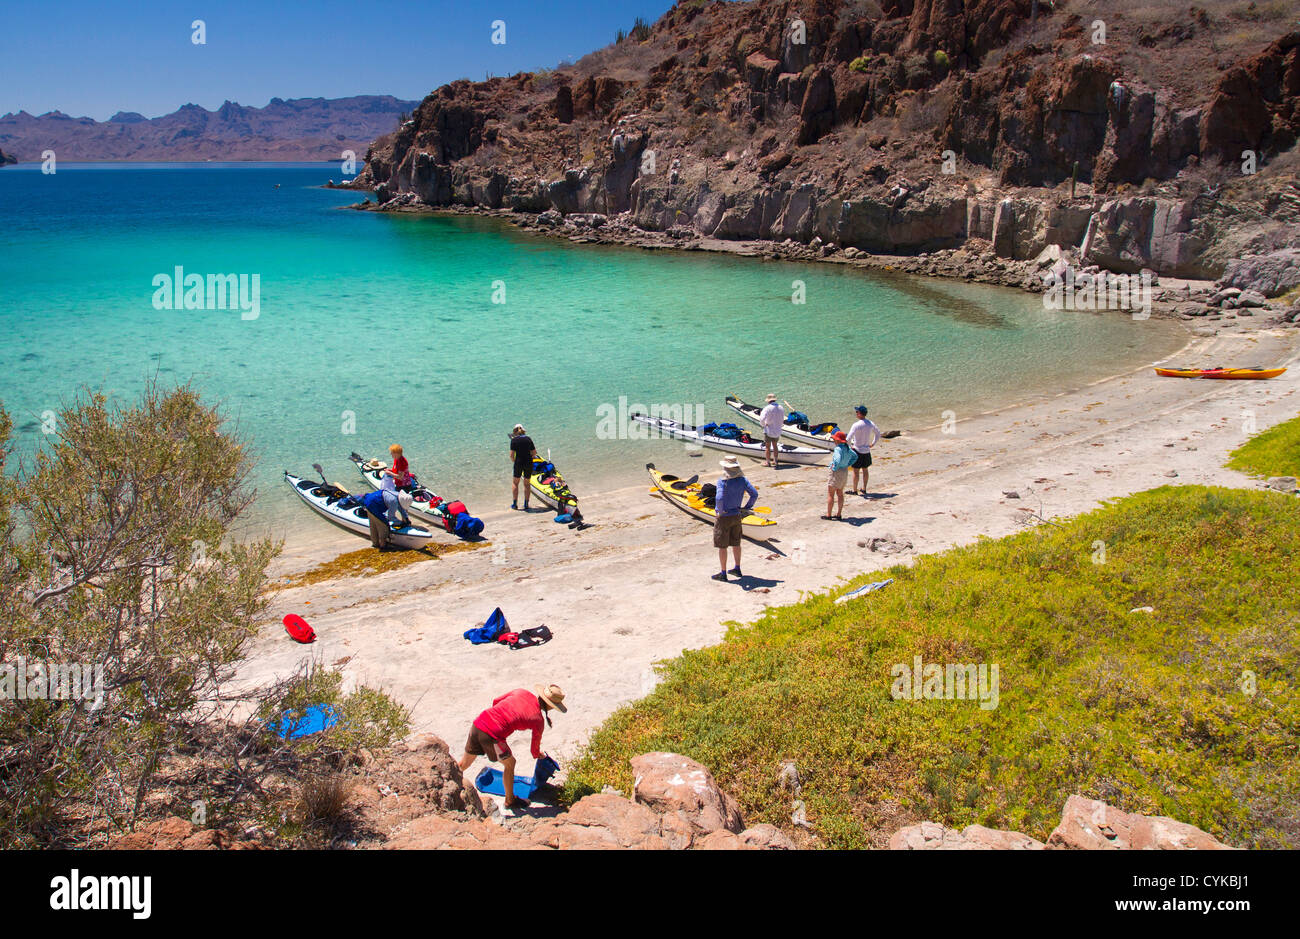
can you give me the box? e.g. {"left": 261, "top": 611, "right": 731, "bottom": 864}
{"left": 712, "top": 458, "right": 758, "bottom": 582}
{"left": 825, "top": 430, "right": 853, "bottom": 519}
{"left": 360, "top": 488, "right": 393, "bottom": 550}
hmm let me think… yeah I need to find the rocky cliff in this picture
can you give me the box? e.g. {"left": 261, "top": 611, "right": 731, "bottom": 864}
{"left": 354, "top": 0, "right": 1300, "bottom": 292}
{"left": 0, "top": 95, "right": 420, "bottom": 162}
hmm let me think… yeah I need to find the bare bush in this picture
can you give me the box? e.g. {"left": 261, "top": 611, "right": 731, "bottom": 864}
{"left": 298, "top": 773, "right": 353, "bottom": 825}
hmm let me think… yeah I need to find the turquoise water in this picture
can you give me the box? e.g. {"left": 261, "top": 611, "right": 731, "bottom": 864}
{"left": 0, "top": 163, "right": 1185, "bottom": 536}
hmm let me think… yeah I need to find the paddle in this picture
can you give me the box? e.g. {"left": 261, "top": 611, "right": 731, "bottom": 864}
{"left": 313, "top": 462, "right": 348, "bottom": 495}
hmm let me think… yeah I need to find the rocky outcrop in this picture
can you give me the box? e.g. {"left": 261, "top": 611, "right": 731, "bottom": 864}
{"left": 888, "top": 821, "right": 1045, "bottom": 850}
{"left": 354, "top": 737, "right": 793, "bottom": 851}
{"left": 1047, "top": 795, "right": 1236, "bottom": 850}
{"left": 889, "top": 795, "right": 1236, "bottom": 850}
{"left": 354, "top": 0, "right": 1299, "bottom": 281}
{"left": 111, "top": 817, "right": 261, "bottom": 850}
{"left": 0, "top": 148, "right": 16, "bottom": 166}
{"left": 630, "top": 752, "right": 745, "bottom": 837}
{"left": 1217, "top": 248, "right": 1300, "bottom": 297}
{"left": 1200, "top": 31, "right": 1300, "bottom": 164}
{"left": 1080, "top": 197, "right": 1210, "bottom": 277}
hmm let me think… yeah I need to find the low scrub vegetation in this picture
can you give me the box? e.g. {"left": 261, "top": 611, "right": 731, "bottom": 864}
{"left": 1227, "top": 413, "right": 1300, "bottom": 479}
{"left": 0, "top": 387, "right": 408, "bottom": 847}
{"left": 565, "top": 486, "right": 1299, "bottom": 849}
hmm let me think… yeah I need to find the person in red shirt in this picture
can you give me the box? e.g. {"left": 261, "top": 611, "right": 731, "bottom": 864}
{"left": 384, "top": 443, "right": 411, "bottom": 489}
{"left": 457, "top": 684, "right": 567, "bottom": 809}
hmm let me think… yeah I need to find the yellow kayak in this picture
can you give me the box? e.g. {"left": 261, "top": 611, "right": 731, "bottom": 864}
{"left": 646, "top": 463, "right": 776, "bottom": 533}
{"left": 529, "top": 457, "right": 578, "bottom": 513}
{"left": 1154, "top": 366, "right": 1286, "bottom": 379}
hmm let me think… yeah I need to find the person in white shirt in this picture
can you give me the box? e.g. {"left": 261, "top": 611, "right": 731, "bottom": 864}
{"left": 759, "top": 393, "right": 786, "bottom": 468}
{"left": 846, "top": 404, "right": 882, "bottom": 495}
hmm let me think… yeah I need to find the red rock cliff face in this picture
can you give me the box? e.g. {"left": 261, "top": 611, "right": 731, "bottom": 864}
{"left": 356, "top": 0, "right": 1300, "bottom": 277}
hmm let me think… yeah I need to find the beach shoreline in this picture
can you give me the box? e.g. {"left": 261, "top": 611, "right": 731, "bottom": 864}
{"left": 234, "top": 321, "right": 1299, "bottom": 771}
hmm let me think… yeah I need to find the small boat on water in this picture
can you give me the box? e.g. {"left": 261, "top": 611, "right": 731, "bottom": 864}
{"left": 284, "top": 470, "right": 434, "bottom": 549}
{"left": 1154, "top": 366, "right": 1287, "bottom": 379}
{"left": 725, "top": 394, "right": 841, "bottom": 450}
{"left": 529, "top": 458, "right": 579, "bottom": 514}
{"left": 631, "top": 412, "right": 829, "bottom": 464}
{"left": 646, "top": 463, "right": 777, "bottom": 535}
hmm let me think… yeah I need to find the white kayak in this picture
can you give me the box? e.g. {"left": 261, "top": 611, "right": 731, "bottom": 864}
{"left": 284, "top": 471, "right": 434, "bottom": 549}
{"left": 725, "top": 394, "right": 841, "bottom": 450}
{"left": 348, "top": 452, "right": 460, "bottom": 532}
{"left": 630, "top": 413, "right": 828, "bottom": 464}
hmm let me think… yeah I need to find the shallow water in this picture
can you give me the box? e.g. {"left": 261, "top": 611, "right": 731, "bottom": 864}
{"left": 0, "top": 162, "right": 1185, "bottom": 536}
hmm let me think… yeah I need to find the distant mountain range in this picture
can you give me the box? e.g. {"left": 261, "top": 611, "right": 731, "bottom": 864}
{"left": 0, "top": 95, "right": 419, "bottom": 162}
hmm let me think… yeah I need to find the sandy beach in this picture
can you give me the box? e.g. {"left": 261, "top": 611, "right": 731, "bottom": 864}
{"left": 235, "top": 320, "right": 1299, "bottom": 768}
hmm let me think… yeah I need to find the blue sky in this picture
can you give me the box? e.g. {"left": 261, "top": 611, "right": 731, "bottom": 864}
{"left": 1, "top": 0, "right": 676, "bottom": 120}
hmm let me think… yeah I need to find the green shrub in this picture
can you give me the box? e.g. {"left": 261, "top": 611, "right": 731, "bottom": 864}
{"left": 564, "top": 486, "right": 1300, "bottom": 849}
{"left": 849, "top": 55, "right": 871, "bottom": 73}
{"left": 934, "top": 50, "right": 950, "bottom": 68}
{"left": 1227, "top": 412, "right": 1300, "bottom": 478}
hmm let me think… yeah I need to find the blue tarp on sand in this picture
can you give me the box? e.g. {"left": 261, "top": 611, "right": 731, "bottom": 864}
{"left": 475, "top": 755, "right": 561, "bottom": 798}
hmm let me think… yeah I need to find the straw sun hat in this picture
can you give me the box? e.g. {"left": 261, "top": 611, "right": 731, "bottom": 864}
{"left": 535, "top": 684, "right": 568, "bottom": 712}
{"left": 720, "top": 457, "right": 744, "bottom": 477}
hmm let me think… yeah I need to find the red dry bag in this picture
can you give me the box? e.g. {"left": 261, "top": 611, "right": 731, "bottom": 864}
{"left": 284, "top": 613, "right": 316, "bottom": 643}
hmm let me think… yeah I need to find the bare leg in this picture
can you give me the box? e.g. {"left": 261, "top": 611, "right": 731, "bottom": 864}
{"left": 731, "top": 545, "right": 742, "bottom": 570}
{"left": 826, "top": 488, "right": 834, "bottom": 516}
{"left": 718, "top": 547, "right": 728, "bottom": 573}
{"left": 501, "top": 755, "right": 519, "bottom": 804}
{"left": 511, "top": 477, "right": 519, "bottom": 504}
{"left": 457, "top": 751, "right": 475, "bottom": 773}
{"left": 835, "top": 489, "right": 844, "bottom": 515}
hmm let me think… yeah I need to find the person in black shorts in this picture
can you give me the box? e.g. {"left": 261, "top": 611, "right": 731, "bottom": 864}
{"left": 509, "top": 424, "right": 537, "bottom": 510}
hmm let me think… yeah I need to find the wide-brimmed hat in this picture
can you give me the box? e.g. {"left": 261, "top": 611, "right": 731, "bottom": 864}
{"left": 364, "top": 458, "right": 385, "bottom": 470}
{"left": 765, "top": 393, "right": 778, "bottom": 402}
{"left": 397, "top": 491, "right": 414, "bottom": 509}
{"left": 720, "top": 457, "right": 744, "bottom": 477}
{"left": 832, "top": 430, "right": 848, "bottom": 442}
{"left": 535, "top": 683, "right": 567, "bottom": 713}
{"left": 511, "top": 424, "right": 526, "bottom": 437}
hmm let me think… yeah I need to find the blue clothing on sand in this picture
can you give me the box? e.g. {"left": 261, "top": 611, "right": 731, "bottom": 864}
{"left": 463, "top": 607, "right": 509, "bottom": 645}
{"left": 830, "top": 442, "right": 856, "bottom": 472}
{"left": 715, "top": 475, "right": 758, "bottom": 516}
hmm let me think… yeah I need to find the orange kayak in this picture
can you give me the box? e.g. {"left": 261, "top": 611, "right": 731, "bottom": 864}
{"left": 1154, "top": 366, "right": 1287, "bottom": 380}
